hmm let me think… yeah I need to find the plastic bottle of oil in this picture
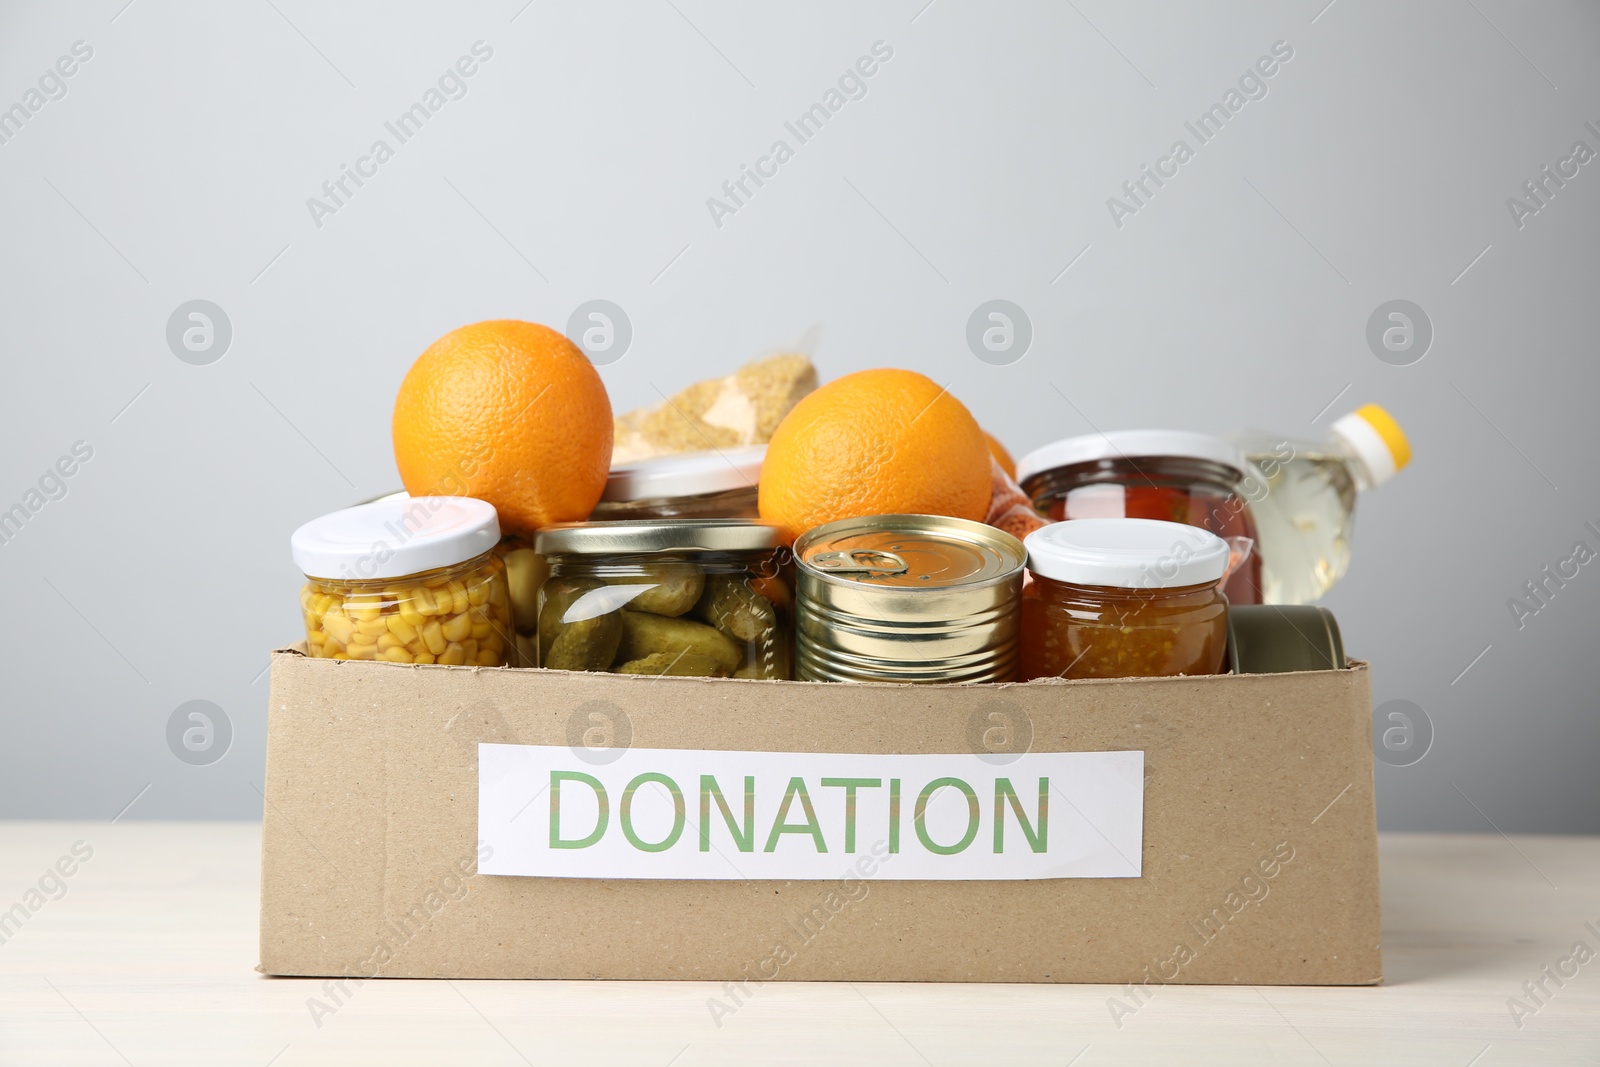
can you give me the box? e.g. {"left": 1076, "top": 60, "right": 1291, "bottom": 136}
{"left": 1227, "top": 404, "right": 1411, "bottom": 605}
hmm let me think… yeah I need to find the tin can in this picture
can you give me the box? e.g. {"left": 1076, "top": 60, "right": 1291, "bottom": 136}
{"left": 1225, "top": 604, "right": 1346, "bottom": 674}
{"left": 793, "top": 514, "right": 1025, "bottom": 683}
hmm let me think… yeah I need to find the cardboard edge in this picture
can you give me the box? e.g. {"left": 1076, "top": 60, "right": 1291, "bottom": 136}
{"left": 270, "top": 642, "right": 1370, "bottom": 690}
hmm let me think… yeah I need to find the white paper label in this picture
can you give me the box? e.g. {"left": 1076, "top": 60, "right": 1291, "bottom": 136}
{"left": 478, "top": 744, "right": 1143, "bottom": 881}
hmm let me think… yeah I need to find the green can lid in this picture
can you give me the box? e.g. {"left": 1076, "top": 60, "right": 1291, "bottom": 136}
{"left": 1226, "top": 604, "right": 1346, "bottom": 674}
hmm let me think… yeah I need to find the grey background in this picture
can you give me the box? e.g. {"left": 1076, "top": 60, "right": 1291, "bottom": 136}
{"left": 0, "top": 0, "right": 1594, "bottom": 830}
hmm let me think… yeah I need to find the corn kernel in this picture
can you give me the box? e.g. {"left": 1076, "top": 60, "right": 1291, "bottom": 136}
{"left": 322, "top": 613, "right": 355, "bottom": 645}
{"left": 381, "top": 645, "right": 412, "bottom": 663}
{"left": 356, "top": 616, "right": 389, "bottom": 637}
{"left": 410, "top": 587, "right": 438, "bottom": 616}
{"left": 397, "top": 598, "right": 426, "bottom": 628}
{"left": 344, "top": 642, "right": 377, "bottom": 660}
{"left": 439, "top": 643, "right": 466, "bottom": 666}
{"left": 413, "top": 652, "right": 435, "bottom": 664}
{"left": 447, "top": 581, "right": 470, "bottom": 616}
{"left": 347, "top": 598, "right": 383, "bottom": 623}
{"left": 441, "top": 613, "right": 472, "bottom": 643}
{"left": 467, "top": 579, "right": 490, "bottom": 606}
{"left": 469, "top": 619, "right": 491, "bottom": 641}
{"left": 422, "top": 620, "right": 447, "bottom": 655}
{"left": 386, "top": 615, "right": 418, "bottom": 644}
{"left": 377, "top": 633, "right": 403, "bottom": 652}
{"left": 475, "top": 648, "right": 500, "bottom": 666}
{"left": 481, "top": 634, "right": 503, "bottom": 654}
{"left": 461, "top": 638, "right": 478, "bottom": 660}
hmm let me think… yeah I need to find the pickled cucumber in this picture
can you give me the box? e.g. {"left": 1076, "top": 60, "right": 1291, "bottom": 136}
{"left": 607, "top": 564, "right": 704, "bottom": 617}
{"left": 545, "top": 611, "right": 623, "bottom": 671}
{"left": 616, "top": 610, "right": 740, "bottom": 671}
{"left": 733, "top": 649, "right": 789, "bottom": 680}
{"left": 539, "top": 578, "right": 600, "bottom": 665}
{"left": 695, "top": 575, "right": 778, "bottom": 643}
{"left": 616, "top": 651, "right": 729, "bottom": 677}
{"left": 734, "top": 623, "right": 791, "bottom": 679}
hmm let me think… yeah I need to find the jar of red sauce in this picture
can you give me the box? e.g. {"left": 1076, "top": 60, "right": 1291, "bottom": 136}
{"left": 1016, "top": 430, "right": 1262, "bottom": 605}
{"left": 1020, "top": 518, "right": 1230, "bottom": 681}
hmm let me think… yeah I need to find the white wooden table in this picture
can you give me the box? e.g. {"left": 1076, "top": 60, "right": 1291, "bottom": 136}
{"left": 0, "top": 824, "right": 1594, "bottom": 1065}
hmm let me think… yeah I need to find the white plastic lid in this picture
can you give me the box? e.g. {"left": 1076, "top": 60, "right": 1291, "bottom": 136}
{"left": 1015, "top": 430, "right": 1246, "bottom": 486}
{"left": 291, "top": 496, "right": 500, "bottom": 582}
{"left": 601, "top": 445, "right": 765, "bottom": 502}
{"left": 1024, "top": 518, "right": 1230, "bottom": 589}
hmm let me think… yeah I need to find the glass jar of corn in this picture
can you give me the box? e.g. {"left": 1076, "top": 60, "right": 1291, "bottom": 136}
{"left": 290, "top": 497, "right": 513, "bottom": 666}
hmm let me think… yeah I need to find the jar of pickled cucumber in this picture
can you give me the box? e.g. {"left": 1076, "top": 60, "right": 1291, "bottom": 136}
{"left": 532, "top": 519, "right": 791, "bottom": 678}
{"left": 291, "top": 497, "right": 514, "bottom": 666}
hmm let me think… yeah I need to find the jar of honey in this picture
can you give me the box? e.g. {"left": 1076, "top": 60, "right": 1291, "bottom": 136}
{"left": 291, "top": 497, "right": 513, "bottom": 666}
{"left": 1016, "top": 430, "right": 1262, "bottom": 605}
{"left": 1020, "top": 518, "right": 1229, "bottom": 681}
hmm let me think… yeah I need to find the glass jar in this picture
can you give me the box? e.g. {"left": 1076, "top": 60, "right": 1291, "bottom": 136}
{"left": 589, "top": 446, "right": 764, "bottom": 521}
{"left": 532, "top": 519, "right": 791, "bottom": 678}
{"left": 1020, "top": 518, "right": 1229, "bottom": 680}
{"left": 1017, "top": 429, "right": 1263, "bottom": 605}
{"left": 496, "top": 536, "right": 547, "bottom": 668}
{"left": 291, "top": 497, "right": 513, "bottom": 666}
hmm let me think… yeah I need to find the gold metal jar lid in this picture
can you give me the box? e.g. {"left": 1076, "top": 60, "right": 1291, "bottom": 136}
{"left": 533, "top": 518, "right": 784, "bottom": 556}
{"left": 795, "top": 514, "right": 1024, "bottom": 590}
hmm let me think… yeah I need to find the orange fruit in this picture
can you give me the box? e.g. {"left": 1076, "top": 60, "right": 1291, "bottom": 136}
{"left": 984, "top": 431, "right": 1017, "bottom": 481}
{"left": 758, "top": 368, "right": 992, "bottom": 541}
{"left": 392, "top": 320, "right": 612, "bottom": 537}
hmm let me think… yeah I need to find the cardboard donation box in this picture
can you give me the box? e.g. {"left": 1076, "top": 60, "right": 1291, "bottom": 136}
{"left": 258, "top": 649, "right": 1381, "bottom": 985}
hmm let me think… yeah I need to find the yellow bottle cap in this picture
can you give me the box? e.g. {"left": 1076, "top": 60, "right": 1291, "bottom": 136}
{"left": 1354, "top": 404, "right": 1411, "bottom": 471}
{"left": 1330, "top": 404, "right": 1411, "bottom": 487}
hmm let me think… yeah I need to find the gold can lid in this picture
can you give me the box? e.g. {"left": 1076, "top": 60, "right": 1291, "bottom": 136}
{"left": 795, "top": 514, "right": 1024, "bottom": 589}
{"left": 534, "top": 518, "right": 783, "bottom": 556}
